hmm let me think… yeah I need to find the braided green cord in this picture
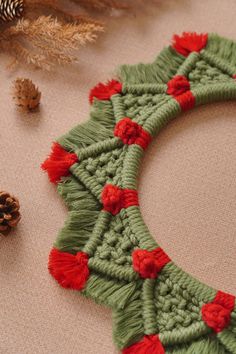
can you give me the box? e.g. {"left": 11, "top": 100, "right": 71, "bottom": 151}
{"left": 176, "top": 52, "right": 200, "bottom": 77}
{"left": 142, "top": 279, "right": 158, "bottom": 334}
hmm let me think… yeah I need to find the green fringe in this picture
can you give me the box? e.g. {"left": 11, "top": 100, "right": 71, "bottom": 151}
{"left": 217, "top": 329, "right": 236, "bottom": 353}
{"left": 165, "top": 337, "right": 230, "bottom": 354}
{"left": 54, "top": 209, "right": 100, "bottom": 253}
{"left": 58, "top": 176, "right": 100, "bottom": 211}
{"left": 118, "top": 47, "right": 184, "bottom": 85}
{"left": 113, "top": 295, "right": 144, "bottom": 350}
{"left": 207, "top": 33, "right": 236, "bottom": 68}
{"left": 83, "top": 273, "right": 141, "bottom": 309}
{"left": 58, "top": 100, "right": 115, "bottom": 152}
{"left": 90, "top": 99, "right": 116, "bottom": 130}
{"left": 54, "top": 177, "right": 101, "bottom": 252}
{"left": 119, "top": 33, "right": 236, "bottom": 87}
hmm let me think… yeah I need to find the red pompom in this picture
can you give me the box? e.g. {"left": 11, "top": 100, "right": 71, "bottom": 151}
{"left": 48, "top": 248, "right": 89, "bottom": 290}
{"left": 41, "top": 142, "right": 78, "bottom": 184}
{"left": 101, "top": 184, "right": 139, "bottom": 215}
{"left": 89, "top": 79, "right": 122, "bottom": 104}
{"left": 201, "top": 291, "right": 235, "bottom": 333}
{"left": 101, "top": 184, "right": 123, "bottom": 215}
{"left": 132, "top": 248, "right": 170, "bottom": 279}
{"left": 172, "top": 32, "right": 208, "bottom": 57}
{"left": 114, "top": 118, "right": 151, "bottom": 149}
{"left": 122, "top": 335, "right": 165, "bottom": 354}
{"left": 201, "top": 303, "right": 231, "bottom": 333}
{"left": 167, "top": 75, "right": 190, "bottom": 96}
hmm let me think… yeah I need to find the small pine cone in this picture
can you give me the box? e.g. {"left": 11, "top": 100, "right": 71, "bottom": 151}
{"left": 0, "top": 191, "right": 21, "bottom": 234}
{"left": 0, "top": 0, "right": 24, "bottom": 22}
{"left": 13, "top": 78, "right": 41, "bottom": 112}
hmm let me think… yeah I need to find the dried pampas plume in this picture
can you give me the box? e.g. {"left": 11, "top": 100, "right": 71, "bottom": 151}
{"left": 1, "top": 16, "right": 103, "bottom": 70}
{"left": 0, "top": 0, "right": 139, "bottom": 71}
{"left": 13, "top": 78, "right": 41, "bottom": 111}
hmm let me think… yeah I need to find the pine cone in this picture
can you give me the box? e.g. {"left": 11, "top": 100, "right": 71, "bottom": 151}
{"left": 0, "top": 0, "right": 24, "bottom": 22}
{"left": 13, "top": 78, "right": 41, "bottom": 112}
{"left": 0, "top": 191, "right": 21, "bottom": 233}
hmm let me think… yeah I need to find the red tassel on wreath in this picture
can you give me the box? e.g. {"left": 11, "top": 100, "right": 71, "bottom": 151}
{"left": 41, "top": 142, "right": 78, "bottom": 184}
{"left": 89, "top": 79, "right": 122, "bottom": 104}
{"left": 48, "top": 248, "right": 89, "bottom": 290}
{"left": 122, "top": 335, "right": 165, "bottom": 354}
{"left": 172, "top": 32, "right": 208, "bottom": 57}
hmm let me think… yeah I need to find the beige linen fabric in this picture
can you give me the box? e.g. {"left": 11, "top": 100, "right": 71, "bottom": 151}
{"left": 0, "top": 1, "right": 236, "bottom": 353}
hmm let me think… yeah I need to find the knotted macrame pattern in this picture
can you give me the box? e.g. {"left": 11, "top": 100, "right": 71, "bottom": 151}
{"left": 42, "top": 32, "right": 236, "bottom": 353}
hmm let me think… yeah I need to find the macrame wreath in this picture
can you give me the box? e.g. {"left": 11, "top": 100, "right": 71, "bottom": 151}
{"left": 42, "top": 32, "right": 236, "bottom": 353}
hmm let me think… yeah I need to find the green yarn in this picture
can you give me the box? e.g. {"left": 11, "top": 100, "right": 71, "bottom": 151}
{"left": 160, "top": 323, "right": 211, "bottom": 348}
{"left": 142, "top": 279, "right": 157, "bottom": 334}
{"left": 113, "top": 296, "right": 144, "bottom": 349}
{"left": 118, "top": 46, "right": 184, "bottom": 84}
{"left": 54, "top": 210, "right": 99, "bottom": 252}
{"left": 206, "top": 33, "right": 236, "bottom": 67}
{"left": 91, "top": 209, "right": 140, "bottom": 267}
{"left": 55, "top": 176, "right": 101, "bottom": 252}
{"left": 58, "top": 100, "right": 115, "bottom": 151}
{"left": 155, "top": 272, "right": 204, "bottom": 333}
{"left": 47, "top": 32, "right": 236, "bottom": 353}
{"left": 218, "top": 330, "right": 236, "bottom": 353}
{"left": 164, "top": 337, "right": 230, "bottom": 354}
{"left": 58, "top": 175, "right": 100, "bottom": 211}
{"left": 188, "top": 58, "right": 235, "bottom": 87}
{"left": 176, "top": 52, "right": 200, "bottom": 77}
{"left": 83, "top": 273, "right": 141, "bottom": 309}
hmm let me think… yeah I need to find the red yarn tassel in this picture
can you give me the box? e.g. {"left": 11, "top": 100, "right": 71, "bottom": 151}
{"left": 89, "top": 79, "right": 122, "bottom": 104}
{"left": 48, "top": 248, "right": 89, "bottom": 290}
{"left": 41, "top": 142, "right": 78, "bottom": 184}
{"left": 122, "top": 335, "right": 165, "bottom": 354}
{"left": 172, "top": 32, "right": 208, "bottom": 57}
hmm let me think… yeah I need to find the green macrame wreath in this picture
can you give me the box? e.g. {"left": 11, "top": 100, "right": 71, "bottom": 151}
{"left": 42, "top": 32, "right": 236, "bottom": 353}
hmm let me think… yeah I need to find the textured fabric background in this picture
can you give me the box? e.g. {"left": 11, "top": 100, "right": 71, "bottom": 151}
{"left": 0, "top": 1, "right": 236, "bottom": 353}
